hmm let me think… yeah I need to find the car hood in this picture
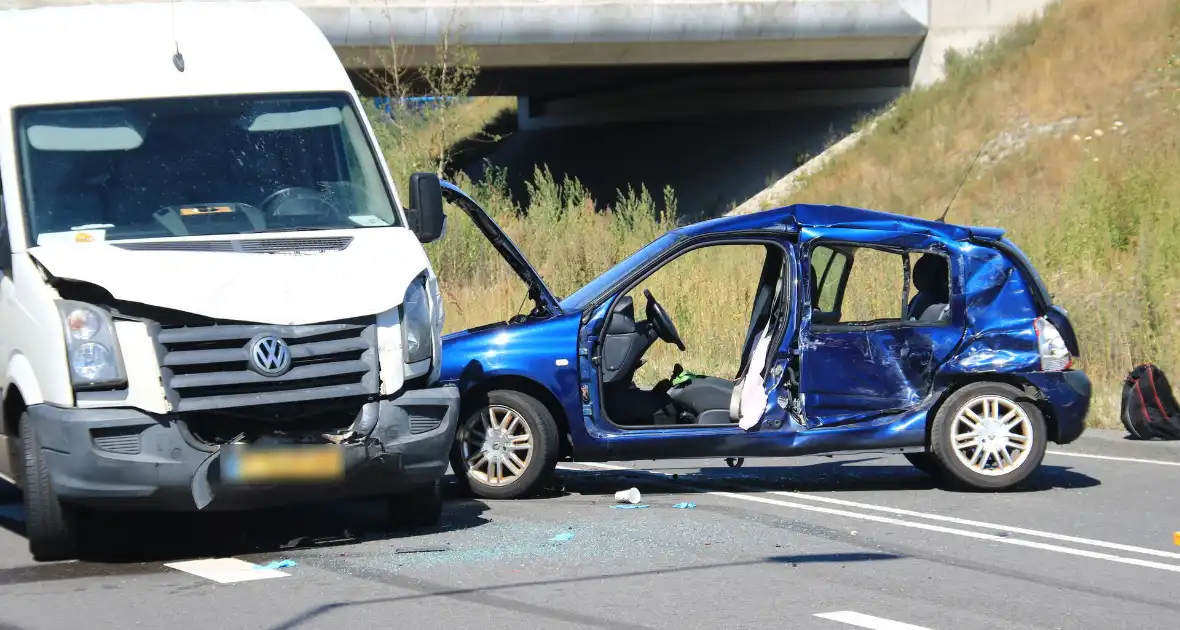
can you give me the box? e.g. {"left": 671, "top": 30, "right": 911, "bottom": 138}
{"left": 28, "top": 227, "right": 430, "bottom": 325}
{"left": 441, "top": 181, "right": 561, "bottom": 315}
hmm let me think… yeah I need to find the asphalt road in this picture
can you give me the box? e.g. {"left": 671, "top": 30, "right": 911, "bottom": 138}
{"left": 1, "top": 428, "right": 1179, "bottom": 630}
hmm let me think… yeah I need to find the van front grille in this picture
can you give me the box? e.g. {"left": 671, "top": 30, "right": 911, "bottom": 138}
{"left": 156, "top": 317, "right": 379, "bottom": 412}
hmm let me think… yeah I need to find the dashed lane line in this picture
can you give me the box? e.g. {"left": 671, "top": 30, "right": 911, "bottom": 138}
{"left": 815, "top": 611, "right": 934, "bottom": 630}
{"left": 164, "top": 558, "right": 290, "bottom": 584}
{"left": 560, "top": 462, "right": 1180, "bottom": 573}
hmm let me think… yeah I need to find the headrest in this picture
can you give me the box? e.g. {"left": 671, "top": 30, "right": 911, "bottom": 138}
{"left": 912, "top": 254, "right": 948, "bottom": 294}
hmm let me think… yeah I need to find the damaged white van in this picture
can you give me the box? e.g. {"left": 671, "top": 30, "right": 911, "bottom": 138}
{"left": 0, "top": 1, "right": 459, "bottom": 560}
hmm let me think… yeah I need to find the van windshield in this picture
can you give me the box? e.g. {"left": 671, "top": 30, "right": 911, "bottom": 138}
{"left": 15, "top": 92, "right": 399, "bottom": 245}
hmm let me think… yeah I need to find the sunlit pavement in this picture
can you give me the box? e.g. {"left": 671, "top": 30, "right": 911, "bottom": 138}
{"left": 1, "top": 428, "right": 1178, "bottom": 630}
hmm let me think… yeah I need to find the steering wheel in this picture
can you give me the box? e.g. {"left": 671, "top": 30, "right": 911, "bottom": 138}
{"left": 643, "top": 289, "right": 686, "bottom": 351}
{"left": 259, "top": 186, "right": 342, "bottom": 218}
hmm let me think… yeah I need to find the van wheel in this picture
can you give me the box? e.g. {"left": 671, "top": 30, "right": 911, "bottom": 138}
{"left": 20, "top": 413, "right": 82, "bottom": 561}
{"left": 930, "top": 382, "right": 1047, "bottom": 491}
{"left": 386, "top": 479, "right": 443, "bottom": 529}
{"left": 450, "top": 390, "right": 559, "bottom": 500}
{"left": 903, "top": 452, "right": 944, "bottom": 477}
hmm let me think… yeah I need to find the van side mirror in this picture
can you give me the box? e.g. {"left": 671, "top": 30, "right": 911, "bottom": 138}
{"left": 406, "top": 172, "right": 445, "bottom": 243}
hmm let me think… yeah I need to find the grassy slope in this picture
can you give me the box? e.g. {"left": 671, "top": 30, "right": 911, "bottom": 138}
{"left": 370, "top": 0, "right": 1180, "bottom": 426}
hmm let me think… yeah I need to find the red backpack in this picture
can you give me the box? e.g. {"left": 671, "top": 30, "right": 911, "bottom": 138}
{"left": 1120, "top": 364, "right": 1180, "bottom": 440}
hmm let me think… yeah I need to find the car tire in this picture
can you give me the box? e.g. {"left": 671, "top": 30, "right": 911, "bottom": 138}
{"left": 930, "top": 382, "right": 1047, "bottom": 491}
{"left": 387, "top": 479, "right": 443, "bottom": 529}
{"left": 450, "top": 389, "right": 559, "bottom": 500}
{"left": 20, "top": 413, "right": 82, "bottom": 561}
{"left": 903, "top": 452, "right": 944, "bottom": 477}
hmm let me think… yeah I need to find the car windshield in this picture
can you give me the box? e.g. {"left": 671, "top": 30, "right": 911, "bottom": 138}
{"left": 16, "top": 92, "right": 398, "bottom": 245}
{"left": 559, "top": 232, "right": 681, "bottom": 312}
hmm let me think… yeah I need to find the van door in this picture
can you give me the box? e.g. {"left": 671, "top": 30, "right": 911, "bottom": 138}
{"left": 796, "top": 228, "right": 968, "bottom": 428}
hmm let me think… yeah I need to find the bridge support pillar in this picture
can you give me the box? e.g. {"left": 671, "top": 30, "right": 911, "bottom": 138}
{"left": 908, "top": 0, "right": 1054, "bottom": 86}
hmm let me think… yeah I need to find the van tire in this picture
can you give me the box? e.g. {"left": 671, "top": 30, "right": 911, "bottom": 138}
{"left": 930, "top": 382, "right": 1047, "bottom": 491}
{"left": 450, "top": 389, "right": 559, "bottom": 500}
{"left": 20, "top": 413, "right": 81, "bottom": 561}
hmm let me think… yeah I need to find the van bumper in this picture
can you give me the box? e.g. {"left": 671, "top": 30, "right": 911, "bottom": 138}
{"left": 27, "top": 386, "right": 460, "bottom": 511}
{"left": 1025, "top": 370, "right": 1091, "bottom": 445}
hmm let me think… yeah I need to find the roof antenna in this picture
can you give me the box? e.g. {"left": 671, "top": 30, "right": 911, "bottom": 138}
{"left": 170, "top": 0, "right": 185, "bottom": 72}
{"left": 936, "top": 143, "right": 986, "bottom": 223}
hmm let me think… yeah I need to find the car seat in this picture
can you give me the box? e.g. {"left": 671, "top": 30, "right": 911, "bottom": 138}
{"left": 908, "top": 254, "right": 950, "bottom": 322}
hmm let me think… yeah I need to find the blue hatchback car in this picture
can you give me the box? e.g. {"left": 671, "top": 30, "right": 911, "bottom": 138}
{"left": 423, "top": 178, "right": 1091, "bottom": 499}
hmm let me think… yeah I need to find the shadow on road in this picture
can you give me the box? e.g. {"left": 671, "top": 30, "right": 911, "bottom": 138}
{"left": 0, "top": 475, "right": 490, "bottom": 566}
{"left": 265, "top": 551, "right": 902, "bottom": 630}
{"left": 547, "top": 456, "right": 1101, "bottom": 500}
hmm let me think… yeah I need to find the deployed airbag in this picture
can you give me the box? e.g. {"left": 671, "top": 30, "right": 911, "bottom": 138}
{"left": 737, "top": 327, "right": 773, "bottom": 431}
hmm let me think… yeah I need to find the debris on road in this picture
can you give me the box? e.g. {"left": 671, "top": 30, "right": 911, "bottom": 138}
{"left": 672, "top": 502, "right": 696, "bottom": 509}
{"left": 280, "top": 531, "right": 358, "bottom": 550}
{"left": 550, "top": 532, "right": 575, "bottom": 542}
{"left": 611, "top": 504, "right": 650, "bottom": 509}
{"left": 257, "top": 559, "right": 297, "bottom": 570}
{"left": 615, "top": 487, "right": 642, "bottom": 504}
{"left": 395, "top": 544, "right": 451, "bottom": 554}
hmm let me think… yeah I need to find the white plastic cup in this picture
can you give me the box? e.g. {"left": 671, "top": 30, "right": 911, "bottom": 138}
{"left": 614, "top": 487, "right": 641, "bottom": 504}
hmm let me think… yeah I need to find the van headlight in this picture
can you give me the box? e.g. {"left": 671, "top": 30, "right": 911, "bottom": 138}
{"left": 56, "top": 300, "right": 126, "bottom": 389}
{"left": 402, "top": 277, "right": 432, "bottom": 364}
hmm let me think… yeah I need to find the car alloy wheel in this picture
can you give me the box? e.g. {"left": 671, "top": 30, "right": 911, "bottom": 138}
{"left": 459, "top": 404, "right": 534, "bottom": 487}
{"left": 450, "top": 389, "right": 560, "bottom": 500}
{"left": 929, "top": 381, "right": 1047, "bottom": 491}
{"left": 950, "top": 395, "right": 1034, "bottom": 476}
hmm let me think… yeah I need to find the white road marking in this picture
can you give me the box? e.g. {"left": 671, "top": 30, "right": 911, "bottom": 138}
{"left": 762, "top": 491, "right": 1180, "bottom": 560}
{"left": 1047, "top": 450, "right": 1180, "bottom": 467}
{"left": 815, "top": 611, "right": 933, "bottom": 630}
{"left": 560, "top": 462, "right": 1180, "bottom": 573}
{"left": 164, "top": 558, "right": 289, "bottom": 583}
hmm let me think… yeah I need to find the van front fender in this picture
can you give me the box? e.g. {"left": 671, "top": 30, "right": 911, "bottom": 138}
{"left": 6, "top": 353, "right": 45, "bottom": 407}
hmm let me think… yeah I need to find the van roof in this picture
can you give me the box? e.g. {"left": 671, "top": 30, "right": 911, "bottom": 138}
{"left": 0, "top": 1, "right": 354, "bottom": 109}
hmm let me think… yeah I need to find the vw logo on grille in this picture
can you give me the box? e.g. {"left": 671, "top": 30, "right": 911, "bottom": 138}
{"left": 250, "top": 336, "right": 292, "bottom": 376}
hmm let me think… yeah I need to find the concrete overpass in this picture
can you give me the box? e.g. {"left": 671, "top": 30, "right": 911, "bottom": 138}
{"left": 4, "top": 0, "right": 1054, "bottom": 216}
{"left": 326, "top": 0, "right": 1053, "bottom": 128}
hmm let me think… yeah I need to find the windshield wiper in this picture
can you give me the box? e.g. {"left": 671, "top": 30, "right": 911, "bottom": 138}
{"left": 248, "top": 226, "right": 341, "bottom": 234}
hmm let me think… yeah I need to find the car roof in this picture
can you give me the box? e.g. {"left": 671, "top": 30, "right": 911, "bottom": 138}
{"left": 674, "top": 203, "right": 1006, "bottom": 243}
{"left": 0, "top": 1, "right": 352, "bottom": 109}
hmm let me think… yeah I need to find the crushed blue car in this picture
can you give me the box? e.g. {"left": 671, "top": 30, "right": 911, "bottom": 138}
{"left": 416, "top": 176, "right": 1090, "bottom": 499}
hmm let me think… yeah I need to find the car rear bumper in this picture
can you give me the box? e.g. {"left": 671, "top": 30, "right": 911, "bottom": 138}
{"left": 28, "top": 386, "right": 460, "bottom": 511}
{"left": 1025, "top": 370, "right": 1091, "bottom": 444}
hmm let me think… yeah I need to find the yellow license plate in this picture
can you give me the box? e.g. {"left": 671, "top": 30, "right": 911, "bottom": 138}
{"left": 223, "top": 444, "right": 344, "bottom": 484}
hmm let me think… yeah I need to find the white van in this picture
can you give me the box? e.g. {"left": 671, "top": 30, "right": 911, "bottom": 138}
{"left": 0, "top": 1, "right": 459, "bottom": 560}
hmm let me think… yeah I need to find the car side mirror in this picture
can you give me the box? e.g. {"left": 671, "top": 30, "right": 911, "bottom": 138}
{"left": 406, "top": 172, "right": 445, "bottom": 243}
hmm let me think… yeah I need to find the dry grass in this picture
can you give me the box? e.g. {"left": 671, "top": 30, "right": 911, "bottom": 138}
{"left": 369, "top": 96, "right": 516, "bottom": 188}
{"left": 371, "top": 0, "right": 1180, "bottom": 428}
